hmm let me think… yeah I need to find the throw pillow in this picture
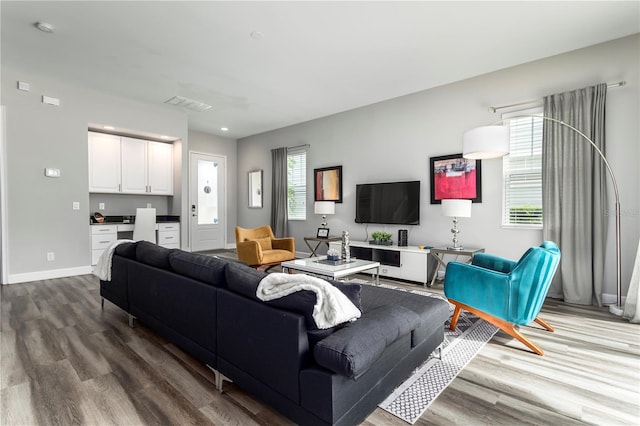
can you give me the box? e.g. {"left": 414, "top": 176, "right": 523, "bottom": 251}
{"left": 254, "top": 237, "right": 272, "bottom": 251}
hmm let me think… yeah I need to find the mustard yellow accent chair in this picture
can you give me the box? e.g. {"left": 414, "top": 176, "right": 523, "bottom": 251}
{"left": 235, "top": 225, "right": 295, "bottom": 270}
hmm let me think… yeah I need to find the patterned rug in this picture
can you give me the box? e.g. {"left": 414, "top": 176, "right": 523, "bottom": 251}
{"left": 356, "top": 282, "right": 499, "bottom": 424}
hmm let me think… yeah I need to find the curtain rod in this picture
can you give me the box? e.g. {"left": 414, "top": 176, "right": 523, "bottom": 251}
{"left": 287, "top": 143, "right": 310, "bottom": 151}
{"left": 488, "top": 81, "right": 626, "bottom": 113}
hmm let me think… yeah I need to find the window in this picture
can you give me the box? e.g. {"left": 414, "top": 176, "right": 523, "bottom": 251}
{"left": 502, "top": 107, "right": 543, "bottom": 227}
{"left": 287, "top": 148, "right": 306, "bottom": 220}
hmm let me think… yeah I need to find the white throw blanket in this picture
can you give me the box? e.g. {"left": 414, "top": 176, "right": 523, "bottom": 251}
{"left": 256, "top": 273, "right": 361, "bottom": 329}
{"left": 93, "top": 240, "right": 134, "bottom": 281}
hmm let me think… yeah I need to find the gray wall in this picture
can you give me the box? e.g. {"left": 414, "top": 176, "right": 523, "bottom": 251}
{"left": 238, "top": 34, "right": 640, "bottom": 300}
{"left": 1, "top": 67, "right": 188, "bottom": 281}
{"left": 188, "top": 130, "right": 238, "bottom": 248}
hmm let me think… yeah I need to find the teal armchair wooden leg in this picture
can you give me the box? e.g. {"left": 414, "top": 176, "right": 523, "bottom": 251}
{"left": 448, "top": 300, "right": 552, "bottom": 356}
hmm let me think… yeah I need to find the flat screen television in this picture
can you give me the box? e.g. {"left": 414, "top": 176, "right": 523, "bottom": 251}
{"left": 355, "top": 180, "right": 420, "bottom": 225}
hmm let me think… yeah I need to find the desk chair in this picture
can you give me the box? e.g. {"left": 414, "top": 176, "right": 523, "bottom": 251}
{"left": 133, "top": 208, "right": 157, "bottom": 243}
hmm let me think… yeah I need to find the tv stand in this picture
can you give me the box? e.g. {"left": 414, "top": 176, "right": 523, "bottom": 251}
{"left": 329, "top": 240, "right": 434, "bottom": 286}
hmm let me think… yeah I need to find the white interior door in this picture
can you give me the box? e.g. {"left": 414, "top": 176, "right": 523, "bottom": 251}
{"left": 189, "top": 152, "right": 226, "bottom": 252}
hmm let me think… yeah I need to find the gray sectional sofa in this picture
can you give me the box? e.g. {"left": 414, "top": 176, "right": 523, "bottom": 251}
{"left": 100, "top": 241, "right": 450, "bottom": 426}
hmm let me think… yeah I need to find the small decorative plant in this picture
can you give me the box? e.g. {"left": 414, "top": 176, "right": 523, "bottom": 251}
{"left": 371, "top": 231, "right": 393, "bottom": 245}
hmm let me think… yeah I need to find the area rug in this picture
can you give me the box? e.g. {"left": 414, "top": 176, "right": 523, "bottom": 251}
{"left": 352, "top": 282, "right": 498, "bottom": 424}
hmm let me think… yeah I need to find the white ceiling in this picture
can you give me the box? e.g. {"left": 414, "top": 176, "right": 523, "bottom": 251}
{"left": 2, "top": 1, "right": 639, "bottom": 139}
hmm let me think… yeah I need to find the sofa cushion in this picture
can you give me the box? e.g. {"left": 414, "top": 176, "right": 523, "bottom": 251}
{"left": 114, "top": 241, "right": 137, "bottom": 259}
{"left": 314, "top": 304, "right": 421, "bottom": 378}
{"left": 136, "top": 241, "right": 172, "bottom": 270}
{"left": 168, "top": 250, "right": 231, "bottom": 287}
{"left": 225, "top": 262, "right": 269, "bottom": 299}
{"left": 225, "top": 263, "right": 362, "bottom": 330}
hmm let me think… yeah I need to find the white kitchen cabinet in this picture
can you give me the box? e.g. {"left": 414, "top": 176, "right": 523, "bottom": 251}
{"left": 121, "top": 137, "right": 148, "bottom": 194}
{"left": 147, "top": 141, "right": 174, "bottom": 195}
{"left": 88, "top": 132, "right": 173, "bottom": 195}
{"left": 91, "top": 224, "right": 118, "bottom": 265}
{"left": 88, "top": 133, "right": 121, "bottom": 193}
{"left": 158, "top": 222, "right": 180, "bottom": 248}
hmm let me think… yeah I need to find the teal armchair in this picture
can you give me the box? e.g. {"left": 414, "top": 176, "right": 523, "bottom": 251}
{"left": 444, "top": 241, "right": 561, "bottom": 355}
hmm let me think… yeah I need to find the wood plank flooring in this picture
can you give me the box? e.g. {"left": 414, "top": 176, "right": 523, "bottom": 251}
{"left": 1, "top": 273, "right": 639, "bottom": 425}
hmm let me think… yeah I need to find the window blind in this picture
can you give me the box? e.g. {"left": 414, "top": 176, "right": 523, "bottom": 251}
{"left": 502, "top": 108, "right": 543, "bottom": 227}
{"left": 287, "top": 148, "right": 307, "bottom": 220}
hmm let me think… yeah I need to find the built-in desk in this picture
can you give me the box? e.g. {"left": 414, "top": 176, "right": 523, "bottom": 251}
{"left": 90, "top": 221, "right": 180, "bottom": 265}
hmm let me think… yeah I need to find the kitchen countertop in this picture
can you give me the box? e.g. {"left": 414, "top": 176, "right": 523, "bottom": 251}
{"left": 90, "top": 215, "right": 180, "bottom": 225}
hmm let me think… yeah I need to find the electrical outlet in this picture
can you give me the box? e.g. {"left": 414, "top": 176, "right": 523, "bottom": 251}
{"left": 146, "top": 203, "right": 152, "bottom": 208}
{"left": 99, "top": 203, "right": 105, "bottom": 210}
{"left": 47, "top": 252, "right": 55, "bottom": 261}
{"left": 72, "top": 201, "right": 80, "bottom": 210}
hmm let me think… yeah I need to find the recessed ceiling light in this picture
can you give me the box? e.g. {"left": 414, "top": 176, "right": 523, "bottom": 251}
{"left": 34, "top": 22, "right": 55, "bottom": 33}
{"left": 103, "top": 125, "right": 115, "bottom": 130}
{"left": 250, "top": 31, "right": 264, "bottom": 39}
{"left": 221, "top": 127, "right": 229, "bottom": 132}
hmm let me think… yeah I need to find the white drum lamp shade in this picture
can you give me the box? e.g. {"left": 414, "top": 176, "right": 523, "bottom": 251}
{"left": 463, "top": 125, "right": 510, "bottom": 159}
{"left": 441, "top": 199, "right": 472, "bottom": 218}
{"left": 314, "top": 201, "right": 335, "bottom": 215}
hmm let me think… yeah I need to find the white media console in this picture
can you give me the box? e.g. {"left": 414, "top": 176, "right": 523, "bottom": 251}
{"left": 328, "top": 240, "right": 435, "bottom": 286}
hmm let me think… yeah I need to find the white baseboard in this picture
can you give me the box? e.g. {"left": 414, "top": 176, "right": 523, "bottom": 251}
{"left": 602, "top": 292, "right": 626, "bottom": 306}
{"left": 6, "top": 265, "right": 93, "bottom": 285}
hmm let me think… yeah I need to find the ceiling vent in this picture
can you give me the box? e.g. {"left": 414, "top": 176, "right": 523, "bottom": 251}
{"left": 164, "top": 96, "right": 212, "bottom": 112}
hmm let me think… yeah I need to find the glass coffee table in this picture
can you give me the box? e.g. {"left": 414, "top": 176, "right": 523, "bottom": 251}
{"left": 281, "top": 256, "right": 380, "bottom": 284}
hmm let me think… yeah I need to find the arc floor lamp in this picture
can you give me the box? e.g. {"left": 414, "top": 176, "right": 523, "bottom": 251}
{"left": 463, "top": 116, "right": 623, "bottom": 316}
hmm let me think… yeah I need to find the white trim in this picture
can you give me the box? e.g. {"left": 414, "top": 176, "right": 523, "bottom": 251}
{"left": 602, "top": 292, "right": 626, "bottom": 306}
{"left": 6, "top": 265, "right": 93, "bottom": 285}
{"left": 188, "top": 151, "right": 228, "bottom": 251}
{"left": 0, "top": 106, "right": 8, "bottom": 284}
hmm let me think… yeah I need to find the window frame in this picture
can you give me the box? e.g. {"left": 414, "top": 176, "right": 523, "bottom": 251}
{"left": 501, "top": 107, "right": 544, "bottom": 229}
{"left": 286, "top": 148, "right": 307, "bottom": 221}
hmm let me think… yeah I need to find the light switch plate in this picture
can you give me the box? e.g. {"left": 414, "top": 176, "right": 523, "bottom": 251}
{"left": 72, "top": 202, "right": 80, "bottom": 210}
{"left": 44, "top": 168, "right": 61, "bottom": 178}
{"left": 99, "top": 203, "right": 105, "bottom": 210}
{"left": 18, "top": 81, "right": 30, "bottom": 91}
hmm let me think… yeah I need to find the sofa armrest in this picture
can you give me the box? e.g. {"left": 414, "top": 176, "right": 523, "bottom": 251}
{"left": 444, "top": 261, "right": 513, "bottom": 319}
{"left": 272, "top": 237, "right": 295, "bottom": 253}
{"left": 472, "top": 252, "right": 517, "bottom": 273}
{"left": 236, "top": 240, "right": 263, "bottom": 266}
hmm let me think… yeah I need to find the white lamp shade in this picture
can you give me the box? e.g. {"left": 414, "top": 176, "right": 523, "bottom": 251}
{"left": 441, "top": 199, "right": 472, "bottom": 218}
{"left": 314, "top": 201, "right": 335, "bottom": 215}
{"left": 463, "top": 125, "right": 510, "bottom": 159}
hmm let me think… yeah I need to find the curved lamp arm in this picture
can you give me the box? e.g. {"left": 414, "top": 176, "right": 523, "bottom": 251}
{"left": 463, "top": 115, "right": 623, "bottom": 315}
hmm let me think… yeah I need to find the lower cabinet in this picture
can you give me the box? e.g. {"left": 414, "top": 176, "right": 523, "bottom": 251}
{"left": 91, "top": 222, "right": 180, "bottom": 265}
{"left": 329, "top": 240, "right": 434, "bottom": 285}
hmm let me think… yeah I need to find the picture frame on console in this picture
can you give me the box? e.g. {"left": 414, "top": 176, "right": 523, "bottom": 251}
{"left": 429, "top": 153, "right": 482, "bottom": 204}
{"left": 317, "top": 228, "right": 329, "bottom": 238}
{"left": 314, "top": 165, "right": 343, "bottom": 203}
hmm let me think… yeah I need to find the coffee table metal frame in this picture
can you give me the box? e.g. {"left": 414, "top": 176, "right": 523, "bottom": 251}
{"left": 281, "top": 256, "right": 380, "bottom": 285}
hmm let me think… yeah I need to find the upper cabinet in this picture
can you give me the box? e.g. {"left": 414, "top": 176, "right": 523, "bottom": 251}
{"left": 88, "top": 133, "right": 121, "bottom": 193}
{"left": 88, "top": 132, "right": 174, "bottom": 195}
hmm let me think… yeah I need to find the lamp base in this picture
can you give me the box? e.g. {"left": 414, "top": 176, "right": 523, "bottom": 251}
{"left": 447, "top": 245, "right": 464, "bottom": 251}
{"left": 608, "top": 304, "right": 624, "bottom": 316}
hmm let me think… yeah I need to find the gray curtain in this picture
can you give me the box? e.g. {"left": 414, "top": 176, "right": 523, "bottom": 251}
{"left": 270, "top": 147, "right": 288, "bottom": 237}
{"left": 542, "top": 83, "right": 607, "bottom": 306}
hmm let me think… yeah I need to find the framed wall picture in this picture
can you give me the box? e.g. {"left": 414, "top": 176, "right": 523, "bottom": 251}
{"left": 429, "top": 154, "right": 482, "bottom": 204}
{"left": 317, "top": 228, "right": 329, "bottom": 238}
{"left": 314, "top": 165, "right": 343, "bottom": 203}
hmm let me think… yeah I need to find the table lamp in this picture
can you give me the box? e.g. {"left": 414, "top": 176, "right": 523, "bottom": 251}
{"left": 441, "top": 199, "right": 472, "bottom": 250}
{"left": 314, "top": 201, "right": 335, "bottom": 228}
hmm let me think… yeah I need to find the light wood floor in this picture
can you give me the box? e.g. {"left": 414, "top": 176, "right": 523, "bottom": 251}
{"left": 1, "top": 273, "right": 639, "bottom": 425}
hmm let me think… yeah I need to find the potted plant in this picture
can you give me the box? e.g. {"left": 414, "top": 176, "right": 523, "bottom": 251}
{"left": 370, "top": 231, "right": 393, "bottom": 246}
